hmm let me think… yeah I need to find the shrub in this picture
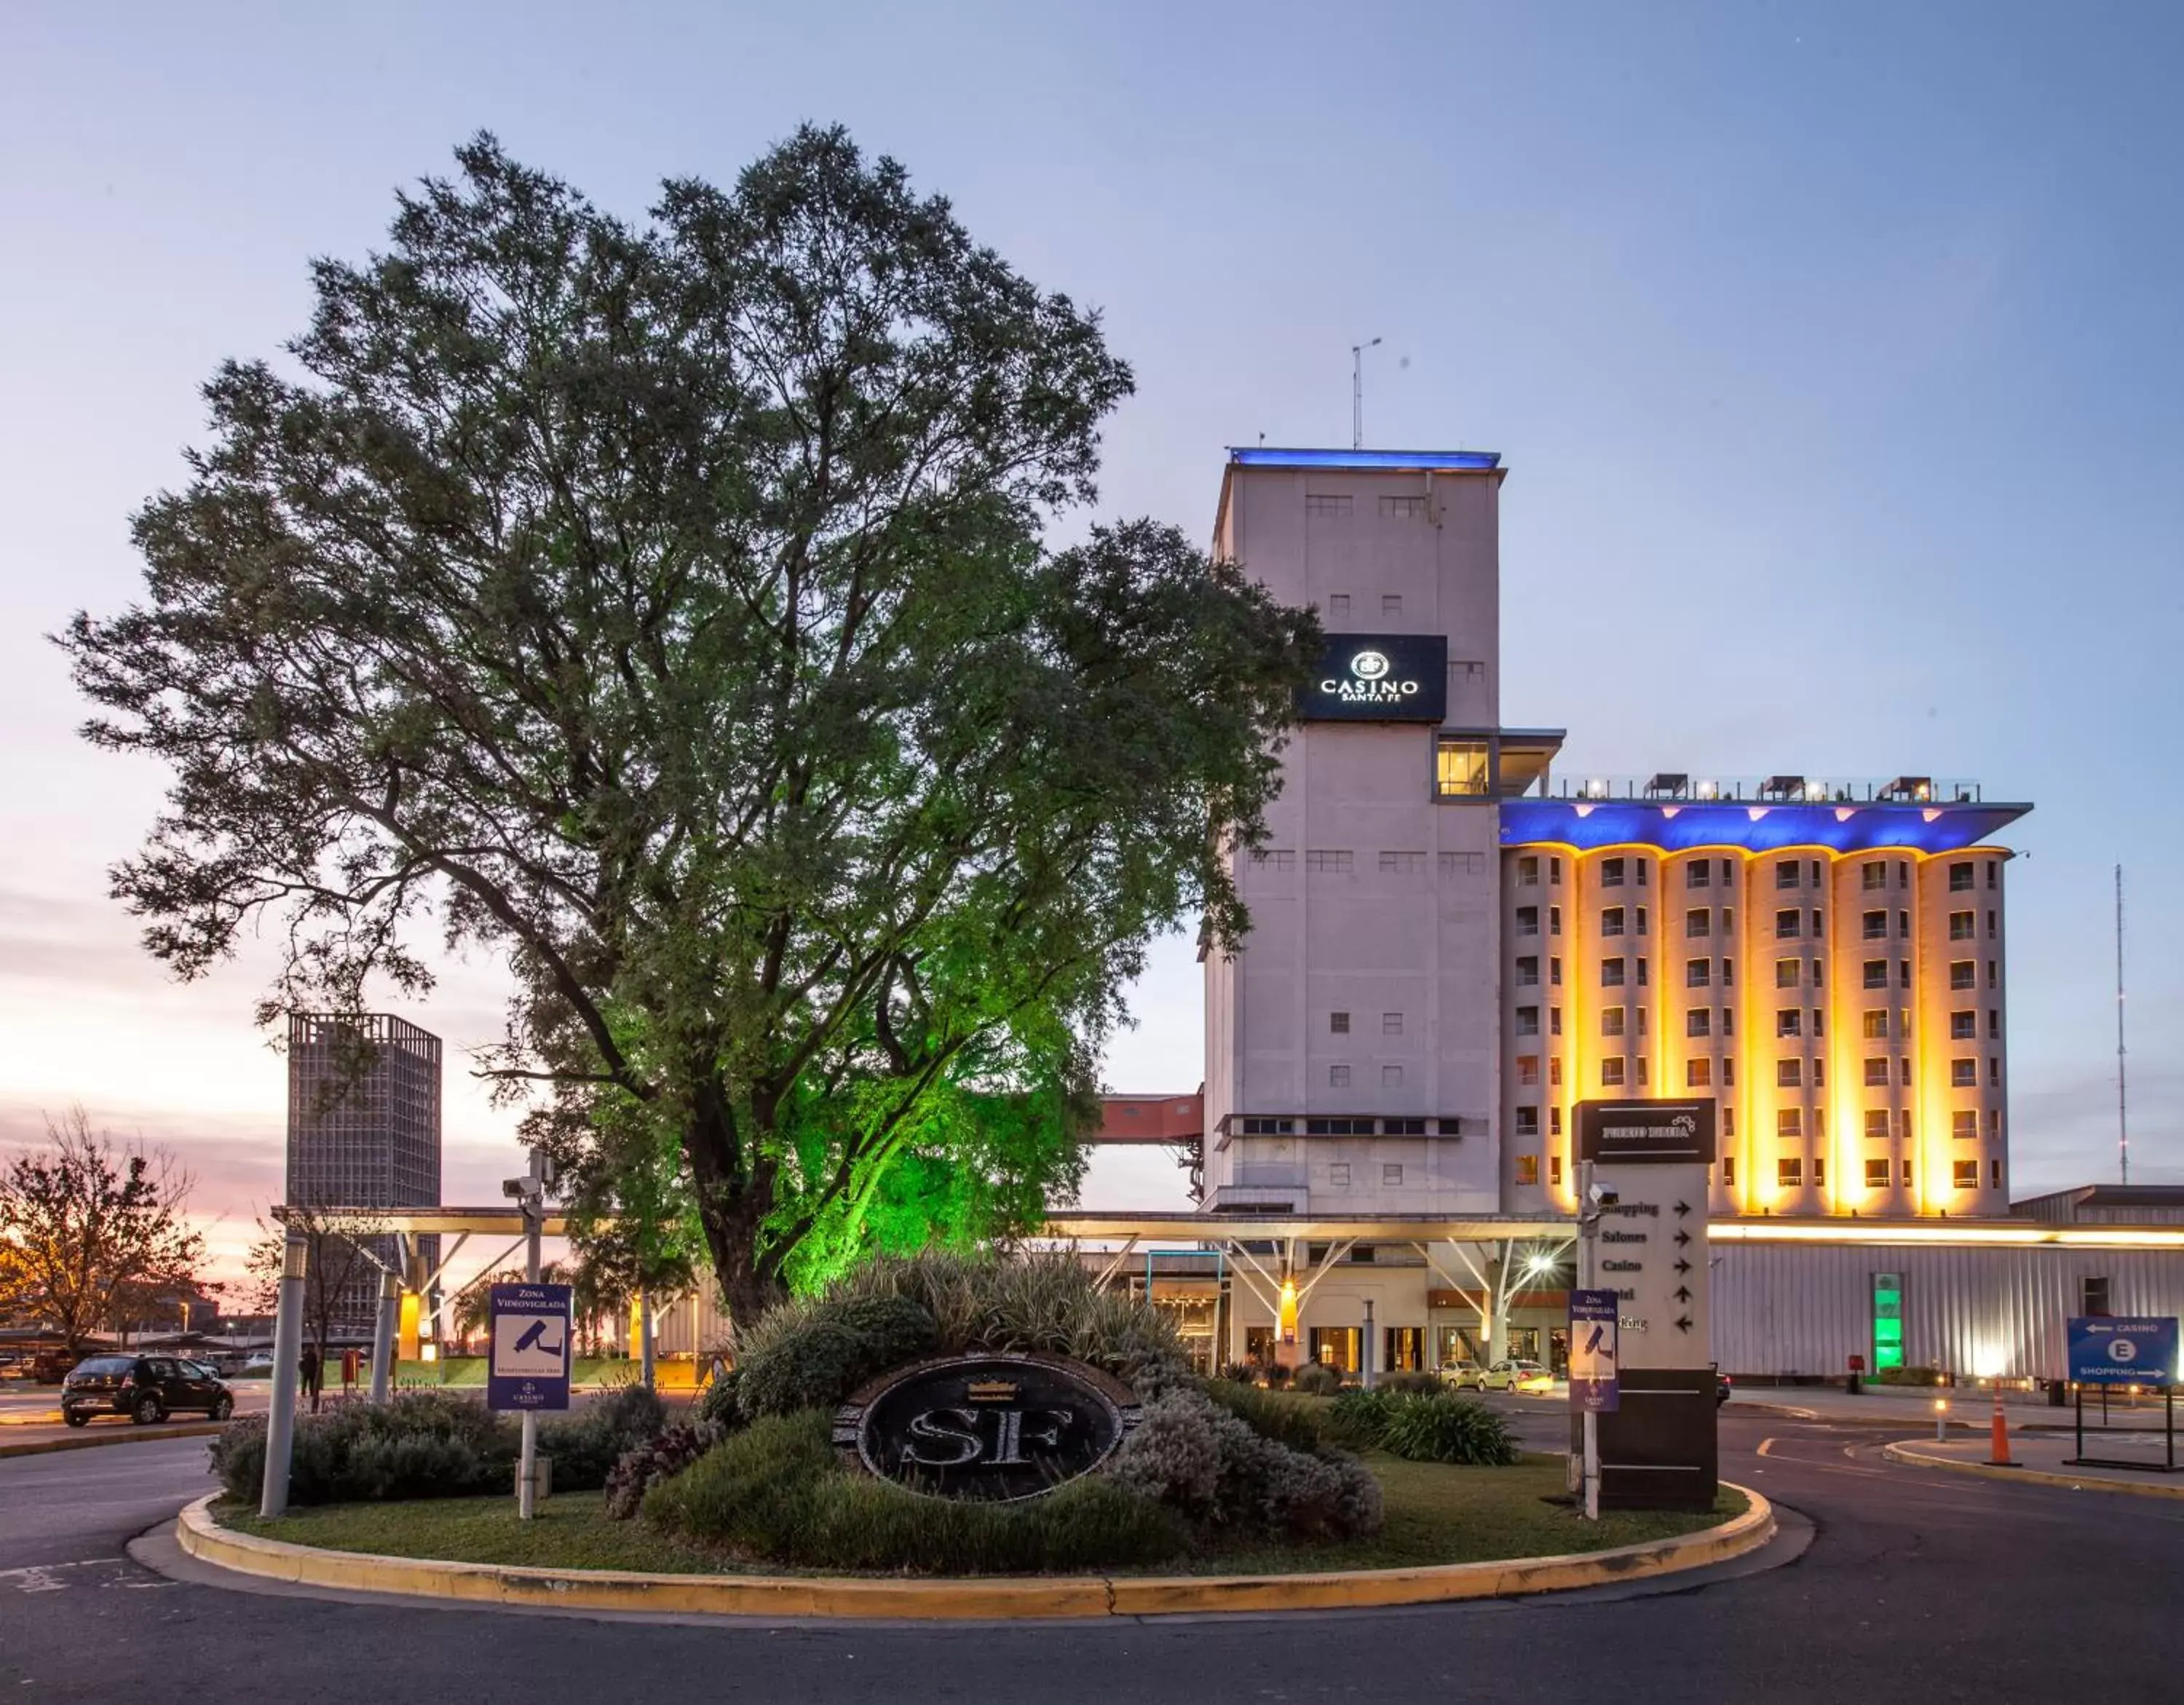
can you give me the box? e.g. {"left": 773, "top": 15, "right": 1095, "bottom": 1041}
{"left": 537, "top": 1382, "right": 670, "bottom": 1492}
{"left": 695, "top": 1365, "right": 743, "bottom": 1431}
{"left": 1260, "top": 1361, "right": 1291, "bottom": 1389}
{"left": 1219, "top": 1361, "right": 1255, "bottom": 1384}
{"left": 1109, "top": 1388, "right": 1381, "bottom": 1543}
{"left": 605, "top": 1420, "right": 722, "bottom": 1519}
{"left": 1291, "top": 1361, "right": 1344, "bottom": 1397}
{"left": 643, "top": 1410, "right": 1188, "bottom": 1572}
{"left": 1374, "top": 1393, "right": 1519, "bottom": 1467}
{"left": 209, "top": 1390, "right": 514, "bottom": 1505}
{"left": 1325, "top": 1387, "right": 1397, "bottom": 1447}
{"left": 1203, "top": 1379, "right": 1330, "bottom": 1452}
{"left": 1875, "top": 1364, "right": 1944, "bottom": 1387}
{"left": 736, "top": 1293, "right": 938, "bottom": 1419}
{"left": 1380, "top": 1371, "right": 1443, "bottom": 1396}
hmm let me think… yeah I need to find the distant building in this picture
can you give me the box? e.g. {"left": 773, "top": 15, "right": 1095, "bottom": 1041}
{"left": 285, "top": 1013, "right": 443, "bottom": 1330}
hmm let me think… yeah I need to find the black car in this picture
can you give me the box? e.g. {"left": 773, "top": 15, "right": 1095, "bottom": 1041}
{"left": 60, "top": 1355, "right": 234, "bottom": 1426}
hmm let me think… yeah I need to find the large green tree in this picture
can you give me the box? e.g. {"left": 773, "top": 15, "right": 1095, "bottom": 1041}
{"left": 63, "top": 128, "right": 1315, "bottom": 1323}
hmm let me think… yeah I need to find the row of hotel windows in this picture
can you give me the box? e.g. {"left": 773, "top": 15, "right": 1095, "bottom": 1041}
{"left": 1234, "top": 1116, "right": 1484, "bottom": 1136}
{"left": 1514, "top": 854, "right": 1998, "bottom": 893}
{"left": 1559, "top": 1054, "right": 2000, "bottom": 1091}
{"left": 1511, "top": 948, "right": 2000, "bottom": 995}
{"left": 1508, "top": 1101, "right": 2001, "bottom": 1142}
{"left": 1254, "top": 849, "right": 1490, "bottom": 875}
{"left": 1516, "top": 905, "right": 2000, "bottom": 941}
{"left": 1507, "top": 1153, "right": 1999, "bottom": 1189}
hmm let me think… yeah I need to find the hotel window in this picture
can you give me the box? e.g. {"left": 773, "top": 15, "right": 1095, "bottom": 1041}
{"left": 1950, "top": 861, "right": 1974, "bottom": 892}
{"left": 1515, "top": 956, "right": 1539, "bottom": 987}
{"left": 1687, "top": 1059, "right": 1712, "bottom": 1088}
{"left": 1989, "top": 1057, "right": 2000, "bottom": 1086}
{"left": 1814, "top": 1156, "right": 1826, "bottom": 1187}
{"left": 1602, "top": 1006, "right": 1626, "bottom": 1037}
{"left": 1380, "top": 494, "right": 1428, "bottom": 518}
{"left": 1551, "top": 906, "right": 1563, "bottom": 936}
{"left": 1635, "top": 906, "right": 1649, "bottom": 936}
{"left": 1812, "top": 958, "right": 1823, "bottom": 989}
{"left": 1776, "top": 1008, "right": 1803, "bottom": 1038}
{"left": 1381, "top": 593, "right": 1402, "bottom": 618}
{"left": 1777, "top": 1059, "right": 1803, "bottom": 1088}
{"left": 1442, "top": 850, "right": 1485, "bottom": 877}
{"left": 1382, "top": 1065, "right": 1404, "bottom": 1087}
{"left": 1952, "top": 1110, "right": 1977, "bottom": 1139}
{"left": 1722, "top": 1057, "right": 1736, "bottom": 1086}
{"left": 1811, "top": 859, "right": 1822, "bottom": 885}
{"left": 1436, "top": 740, "right": 1490, "bottom": 796}
{"left": 1722, "top": 1006, "right": 1735, "bottom": 1037}
{"left": 1778, "top": 1108, "right": 1802, "bottom": 1139}
{"left": 1813, "top": 1059, "right": 1825, "bottom": 1088}
{"left": 1987, "top": 910, "right": 1997, "bottom": 939}
{"left": 1306, "top": 493, "right": 1353, "bottom": 515}
{"left": 1862, "top": 1010, "right": 1888, "bottom": 1040}
{"left": 1723, "top": 1107, "right": 1736, "bottom": 1136}
{"left": 1902, "top": 1158, "right": 1913, "bottom": 1187}
{"left": 1776, "top": 863, "right": 1800, "bottom": 890}
{"left": 1384, "top": 1164, "right": 1404, "bottom": 1187}
{"left": 1636, "top": 957, "right": 1650, "bottom": 986}
{"left": 1515, "top": 906, "right": 1539, "bottom": 936}
{"left": 1551, "top": 857, "right": 1563, "bottom": 883}
{"left": 1602, "top": 907, "right": 1626, "bottom": 937}
{"left": 1987, "top": 960, "right": 1997, "bottom": 989}
{"left": 1950, "top": 1010, "right": 1975, "bottom": 1040}
{"left": 1865, "top": 1158, "right": 1891, "bottom": 1188}
{"left": 1331, "top": 1010, "right": 1350, "bottom": 1033}
{"left": 1991, "top": 1158, "right": 2001, "bottom": 1187}
{"left": 1686, "top": 958, "right": 1711, "bottom": 988}
{"left": 1306, "top": 849, "right": 1353, "bottom": 872}
{"left": 1686, "top": 907, "right": 1710, "bottom": 938}
{"left": 1722, "top": 906, "right": 1734, "bottom": 935}
{"left": 1722, "top": 956, "right": 1735, "bottom": 986}
{"left": 1550, "top": 1058, "right": 1563, "bottom": 1088}
{"left": 1601, "top": 1056, "right": 1626, "bottom": 1087}
{"left": 1687, "top": 862, "right": 1712, "bottom": 890}
{"left": 1776, "top": 957, "right": 1801, "bottom": 989}
{"left": 1378, "top": 850, "right": 1425, "bottom": 874}
{"left": 1517, "top": 854, "right": 1540, "bottom": 886}
{"left": 1778, "top": 1156, "right": 1803, "bottom": 1187}
{"left": 1602, "top": 857, "right": 1626, "bottom": 887}
{"left": 1602, "top": 957, "right": 1626, "bottom": 986}
{"left": 1249, "top": 847, "right": 1295, "bottom": 869}
{"left": 1899, "top": 861, "right": 1911, "bottom": 887}
{"left": 1551, "top": 1104, "right": 1564, "bottom": 1133}
{"left": 1952, "top": 1059, "right": 1977, "bottom": 1087}
{"left": 1865, "top": 1109, "right": 1890, "bottom": 1139}
{"left": 1950, "top": 960, "right": 1976, "bottom": 990}
{"left": 1987, "top": 863, "right": 1998, "bottom": 890}
{"left": 1516, "top": 1055, "right": 1540, "bottom": 1088}
{"left": 1864, "top": 1058, "right": 1889, "bottom": 1086}
{"left": 1550, "top": 1006, "right": 1563, "bottom": 1035}
{"left": 1987, "top": 1009, "right": 1998, "bottom": 1039}
{"left": 1899, "top": 1109, "right": 1914, "bottom": 1139}
{"left": 1687, "top": 1009, "right": 1712, "bottom": 1038}
{"left": 1952, "top": 1160, "right": 1978, "bottom": 1190}
{"left": 1329, "top": 1065, "right": 1350, "bottom": 1087}
{"left": 1775, "top": 908, "right": 1801, "bottom": 938}
{"left": 1899, "top": 1057, "right": 1913, "bottom": 1085}
{"left": 1551, "top": 1155, "right": 1564, "bottom": 1186}
{"left": 1515, "top": 1106, "right": 1540, "bottom": 1136}
{"left": 1721, "top": 858, "right": 1735, "bottom": 885}
{"left": 1896, "top": 909, "right": 1909, "bottom": 937}
{"left": 1326, "top": 593, "right": 1351, "bottom": 620}
{"left": 1810, "top": 909, "right": 1824, "bottom": 936}
{"left": 1898, "top": 960, "right": 1912, "bottom": 989}
{"left": 1862, "top": 909, "right": 1888, "bottom": 941}
{"left": 1861, "top": 863, "right": 1886, "bottom": 891}
{"left": 1513, "top": 1155, "right": 1539, "bottom": 1187}
{"left": 1990, "top": 1108, "right": 2001, "bottom": 1139}
{"left": 1950, "top": 910, "right": 1975, "bottom": 941}
{"left": 1329, "top": 1163, "right": 1350, "bottom": 1187}
{"left": 1722, "top": 1155, "right": 1736, "bottom": 1186}
{"left": 1382, "top": 1012, "right": 1403, "bottom": 1035}
{"left": 1812, "top": 1008, "right": 1824, "bottom": 1038}
{"left": 1636, "top": 860, "right": 1650, "bottom": 887}
{"left": 1634, "top": 1057, "right": 1650, "bottom": 1086}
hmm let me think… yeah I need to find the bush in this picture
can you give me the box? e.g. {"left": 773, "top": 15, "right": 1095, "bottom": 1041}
{"left": 1260, "top": 1361, "right": 1291, "bottom": 1389}
{"left": 1875, "top": 1365, "right": 1944, "bottom": 1387}
{"left": 1291, "top": 1361, "right": 1344, "bottom": 1397}
{"left": 1380, "top": 1371, "right": 1443, "bottom": 1396}
{"left": 605, "top": 1420, "right": 722, "bottom": 1520}
{"left": 695, "top": 1365, "right": 743, "bottom": 1431}
{"left": 1374, "top": 1393, "right": 1519, "bottom": 1467}
{"left": 643, "top": 1410, "right": 1189, "bottom": 1573}
{"left": 208, "top": 1390, "right": 514, "bottom": 1505}
{"left": 1203, "top": 1379, "right": 1330, "bottom": 1452}
{"left": 537, "top": 1382, "right": 670, "bottom": 1492}
{"left": 736, "top": 1294, "right": 938, "bottom": 1419}
{"left": 1219, "top": 1361, "right": 1255, "bottom": 1384}
{"left": 1325, "top": 1387, "right": 1397, "bottom": 1447}
{"left": 1108, "top": 1388, "right": 1381, "bottom": 1543}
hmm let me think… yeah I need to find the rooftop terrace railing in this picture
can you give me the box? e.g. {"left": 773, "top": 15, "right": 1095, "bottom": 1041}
{"left": 1530, "top": 775, "right": 1987, "bottom": 805}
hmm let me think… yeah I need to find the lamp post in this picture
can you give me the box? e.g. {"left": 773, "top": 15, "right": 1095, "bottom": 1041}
{"left": 504, "top": 1150, "right": 553, "bottom": 1520}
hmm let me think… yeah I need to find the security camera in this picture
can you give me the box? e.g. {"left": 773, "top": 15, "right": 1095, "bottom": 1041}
{"left": 502, "top": 1178, "right": 528, "bottom": 1200}
{"left": 1588, "top": 1182, "right": 1620, "bottom": 1208}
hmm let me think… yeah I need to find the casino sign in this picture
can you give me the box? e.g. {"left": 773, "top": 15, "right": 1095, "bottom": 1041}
{"left": 1297, "top": 633, "right": 1449, "bottom": 723}
{"left": 833, "top": 1352, "right": 1143, "bottom": 1502}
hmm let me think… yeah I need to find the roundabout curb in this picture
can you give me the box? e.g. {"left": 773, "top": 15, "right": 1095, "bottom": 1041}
{"left": 174, "top": 1483, "right": 1773, "bottom": 1620}
{"left": 1881, "top": 1440, "right": 2184, "bottom": 1500}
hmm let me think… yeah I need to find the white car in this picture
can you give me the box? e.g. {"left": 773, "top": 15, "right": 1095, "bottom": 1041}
{"left": 1476, "top": 1358, "right": 1554, "bottom": 1393}
{"left": 1439, "top": 1359, "right": 1487, "bottom": 1390}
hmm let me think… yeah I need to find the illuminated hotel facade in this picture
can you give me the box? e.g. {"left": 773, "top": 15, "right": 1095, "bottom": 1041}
{"left": 1199, "top": 445, "right": 2028, "bottom": 1230}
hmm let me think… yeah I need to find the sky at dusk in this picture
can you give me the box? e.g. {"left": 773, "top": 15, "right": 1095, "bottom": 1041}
{"left": 4, "top": 3, "right": 2182, "bottom": 1283}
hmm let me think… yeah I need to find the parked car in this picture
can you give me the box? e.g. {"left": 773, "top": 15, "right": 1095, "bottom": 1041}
{"left": 1439, "top": 1358, "right": 1487, "bottom": 1390}
{"left": 1715, "top": 1367, "right": 1733, "bottom": 1407}
{"left": 1477, "top": 1358, "right": 1554, "bottom": 1393}
{"left": 60, "top": 1354, "right": 234, "bottom": 1426}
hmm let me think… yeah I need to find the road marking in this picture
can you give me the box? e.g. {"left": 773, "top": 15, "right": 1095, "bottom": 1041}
{"left": 1757, "top": 1437, "right": 1781, "bottom": 1457}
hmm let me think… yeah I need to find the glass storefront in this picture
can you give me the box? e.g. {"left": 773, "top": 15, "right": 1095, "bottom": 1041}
{"left": 1309, "top": 1326, "right": 1361, "bottom": 1372}
{"left": 1385, "top": 1326, "right": 1423, "bottom": 1372}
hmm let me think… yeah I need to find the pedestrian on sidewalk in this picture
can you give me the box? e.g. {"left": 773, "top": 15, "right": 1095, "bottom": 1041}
{"left": 299, "top": 1342, "right": 323, "bottom": 1414}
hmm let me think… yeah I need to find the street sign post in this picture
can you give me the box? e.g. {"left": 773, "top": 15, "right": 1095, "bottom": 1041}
{"left": 488, "top": 1283, "right": 573, "bottom": 1414}
{"left": 2065, "top": 1316, "right": 2178, "bottom": 1473}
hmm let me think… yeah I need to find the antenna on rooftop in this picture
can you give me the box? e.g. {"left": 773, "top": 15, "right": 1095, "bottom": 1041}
{"left": 1351, "top": 336, "right": 1381, "bottom": 450}
{"left": 2117, "top": 862, "right": 2129, "bottom": 1186}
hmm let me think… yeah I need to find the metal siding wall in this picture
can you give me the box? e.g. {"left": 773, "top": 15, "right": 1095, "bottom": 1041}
{"left": 1714, "top": 1244, "right": 2184, "bottom": 1378}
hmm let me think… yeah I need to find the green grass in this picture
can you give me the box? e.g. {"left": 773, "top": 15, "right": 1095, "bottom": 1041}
{"left": 216, "top": 1452, "right": 1742, "bottom": 1579}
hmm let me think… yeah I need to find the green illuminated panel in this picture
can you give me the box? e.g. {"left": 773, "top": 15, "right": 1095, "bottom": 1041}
{"left": 1872, "top": 1273, "right": 1904, "bottom": 1371}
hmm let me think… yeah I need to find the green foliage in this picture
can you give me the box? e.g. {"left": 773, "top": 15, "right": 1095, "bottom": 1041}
{"left": 208, "top": 1392, "right": 514, "bottom": 1505}
{"left": 643, "top": 1411, "right": 1187, "bottom": 1573}
{"left": 695, "top": 1366, "right": 743, "bottom": 1431}
{"left": 732, "top": 1250, "right": 1185, "bottom": 1421}
{"left": 1380, "top": 1371, "right": 1443, "bottom": 1396}
{"left": 604, "top": 1421, "right": 723, "bottom": 1521}
{"left": 1324, "top": 1389, "right": 1520, "bottom": 1468}
{"left": 1201, "top": 1379, "right": 1331, "bottom": 1453}
{"left": 1107, "top": 1388, "right": 1382, "bottom": 1543}
{"left": 1874, "top": 1365, "right": 1944, "bottom": 1386}
{"left": 536, "top": 1383, "right": 669, "bottom": 1492}
{"left": 64, "top": 126, "right": 1319, "bottom": 1324}
{"left": 1291, "top": 1361, "right": 1344, "bottom": 1397}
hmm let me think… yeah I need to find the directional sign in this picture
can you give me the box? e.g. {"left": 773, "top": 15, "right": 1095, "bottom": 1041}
{"left": 1570, "top": 1290, "right": 1621, "bottom": 1413}
{"left": 488, "top": 1282, "right": 573, "bottom": 1412}
{"left": 2068, "top": 1316, "right": 2179, "bottom": 1388}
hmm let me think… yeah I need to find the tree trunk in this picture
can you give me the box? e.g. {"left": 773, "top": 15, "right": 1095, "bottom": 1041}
{"left": 682, "top": 1086, "right": 789, "bottom": 1336}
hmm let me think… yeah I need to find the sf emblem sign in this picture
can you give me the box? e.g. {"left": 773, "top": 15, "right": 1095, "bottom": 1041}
{"left": 488, "top": 1282, "right": 573, "bottom": 1412}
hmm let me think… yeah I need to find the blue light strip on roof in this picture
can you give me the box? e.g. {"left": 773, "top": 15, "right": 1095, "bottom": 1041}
{"left": 1499, "top": 799, "right": 2032, "bottom": 855}
{"left": 1228, "top": 447, "right": 1502, "bottom": 471}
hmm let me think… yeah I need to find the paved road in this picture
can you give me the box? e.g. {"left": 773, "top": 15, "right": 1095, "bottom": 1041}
{"left": 4, "top": 1405, "right": 2181, "bottom": 1703}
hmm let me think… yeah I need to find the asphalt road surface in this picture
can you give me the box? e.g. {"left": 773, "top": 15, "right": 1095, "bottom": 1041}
{"left": 3, "top": 1404, "right": 2180, "bottom": 1704}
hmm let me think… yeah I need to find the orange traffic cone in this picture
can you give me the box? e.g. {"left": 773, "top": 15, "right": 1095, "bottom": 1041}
{"left": 1990, "top": 1389, "right": 2014, "bottom": 1466}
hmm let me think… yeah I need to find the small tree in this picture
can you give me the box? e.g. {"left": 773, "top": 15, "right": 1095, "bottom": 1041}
{"left": 244, "top": 1204, "right": 389, "bottom": 1370}
{"left": 0, "top": 1109, "right": 206, "bottom": 1355}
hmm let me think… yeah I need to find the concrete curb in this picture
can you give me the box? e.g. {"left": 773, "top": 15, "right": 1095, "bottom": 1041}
{"left": 173, "top": 1484, "right": 1773, "bottom": 1621}
{"left": 0, "top": 1423, "right": 225, "bottom": 1460}
{"left": 1882, "top": 1440, "right": 2184, "bottom": 1500}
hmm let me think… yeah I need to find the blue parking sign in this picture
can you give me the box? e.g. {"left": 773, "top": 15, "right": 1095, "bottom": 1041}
{"left": 488, "top": 1283, "right": 573, "bottom": 1411}
{"left": 2067, "top": 1316, "right": 2178, "bottom": 1388}
{"left": 1570, "top": 1289, "right": 1620, "bottom": 1413}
